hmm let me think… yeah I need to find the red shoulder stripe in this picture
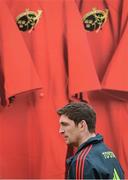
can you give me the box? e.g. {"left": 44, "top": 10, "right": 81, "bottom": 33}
{"left": 81, "top": 145, "right": 93, "bottom": 179}
{"left": 76, "top": 145, "right": 91, "bottom": 179}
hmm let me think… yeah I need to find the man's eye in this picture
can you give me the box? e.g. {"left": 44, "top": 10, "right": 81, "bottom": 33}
{"left": 63, "top": 124, "right": 69, "bottom": 127}
{"left": 61, "top": 122, "right": 69, "bottom": 126}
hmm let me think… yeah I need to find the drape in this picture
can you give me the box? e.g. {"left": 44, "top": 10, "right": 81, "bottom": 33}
{"left": 0, "top": 0, "right": 100, "bottom": 178}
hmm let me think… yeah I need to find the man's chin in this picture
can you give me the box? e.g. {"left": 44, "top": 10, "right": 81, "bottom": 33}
{"left": 65, "top": 140, "right": 69, "bottom": 144}
{"left": 64, "top": 139, "right": 70, "bottom": 144}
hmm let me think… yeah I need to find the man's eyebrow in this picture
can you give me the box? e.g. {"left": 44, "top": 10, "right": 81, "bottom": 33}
{"left": 60, "top": 122, "right": 69, "bottom": 126}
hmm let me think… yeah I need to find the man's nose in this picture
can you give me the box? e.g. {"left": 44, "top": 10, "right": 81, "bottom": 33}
{"left": 59, "top": 127, "right": 64, "bottom": 134}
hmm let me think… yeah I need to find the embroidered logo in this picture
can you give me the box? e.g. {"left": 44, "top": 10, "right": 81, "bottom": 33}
{"left": 82, "top": 8, "right": 108, "bottom": 32}
{"left": 16, "top": 9, "right": 42, "bottom": 32}
{"left": 102, "top": 151, "right": 116, "bottom": 159}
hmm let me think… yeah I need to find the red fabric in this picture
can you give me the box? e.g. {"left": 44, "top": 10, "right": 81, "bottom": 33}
{"left": 103, "top": 14, "right": 128, "bottom": 92}
{"left": 0, "top": 2, "right": 42, "bottom": 99}
{"left": 0, "top": 0, "right": 100, "bottom": 178}
{"left": 76, "top": 0, "right": 128, "bottom": 178}
{"left": 1, "top": 0, "right": 127, "bottom": 178}
{"left": 64, "top": 1, "right": 101, "bottom": 95}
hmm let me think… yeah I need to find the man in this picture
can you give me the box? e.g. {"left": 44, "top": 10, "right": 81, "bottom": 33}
{"left": 57, "top": 102, "right": 124, "bottom": 179}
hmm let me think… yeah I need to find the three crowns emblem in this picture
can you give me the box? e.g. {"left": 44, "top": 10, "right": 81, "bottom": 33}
{"left": 16, "top": 9, "right": 42, "bottom": 32}
{"left": 83, "top": 8, "right": 109, "bottom": 32}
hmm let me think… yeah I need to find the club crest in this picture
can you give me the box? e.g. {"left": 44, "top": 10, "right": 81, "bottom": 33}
{"left": 16, "top": 9, "right": 42, "bottom": 32}
{"left": 83, "top": 8, "right": 108, "bottom": 32}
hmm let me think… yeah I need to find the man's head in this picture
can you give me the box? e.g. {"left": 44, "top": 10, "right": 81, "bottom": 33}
{"left": 57, "top": 102, "right": 96, "bottom": 147}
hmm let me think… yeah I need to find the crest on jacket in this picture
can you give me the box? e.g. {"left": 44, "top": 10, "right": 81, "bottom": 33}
{"left": 83, "top": 8, "right": 108, "bottom": 32}
{"left": 16, "top": 9, "right": 42, "bottom": 32}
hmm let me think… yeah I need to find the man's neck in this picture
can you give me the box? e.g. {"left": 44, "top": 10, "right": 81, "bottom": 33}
{"left": 78, "top": 132, "right": 96, "bottom": 147}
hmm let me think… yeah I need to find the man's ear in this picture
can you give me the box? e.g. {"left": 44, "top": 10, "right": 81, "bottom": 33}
{"left": 78, "top": 120, "right": 87, "bottom": 130}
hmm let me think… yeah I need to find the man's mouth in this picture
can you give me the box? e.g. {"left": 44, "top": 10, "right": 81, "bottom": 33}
{"left": 64, "top": 136, "right": 68, "bottom": 139}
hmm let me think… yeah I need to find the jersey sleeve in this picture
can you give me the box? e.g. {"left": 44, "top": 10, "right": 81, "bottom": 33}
{"left": 64, "top": 0, "right": 101, "bottom": 98}
{"left": 102, "top": 22, "right": 128, "bottom": 101}
{"left": 83, "top": 159, "right": 124, "bottom": 179}
{"left": 0, "top": 2, "right": 42, "bottom": 105}
{"left": 101, "top": 1, "right": 128, "bottom": 101}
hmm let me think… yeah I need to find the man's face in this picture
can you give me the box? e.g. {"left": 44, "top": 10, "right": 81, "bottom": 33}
{"left": 59, "top": 115, "right": 81, "bottom": 146}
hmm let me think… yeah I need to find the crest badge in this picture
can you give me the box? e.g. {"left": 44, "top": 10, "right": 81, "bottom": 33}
{"left": 83, "top": 8, "right": 108, "bottom": 32}
{"left": 16, "top": 9, "right": 42, "bottom": 32}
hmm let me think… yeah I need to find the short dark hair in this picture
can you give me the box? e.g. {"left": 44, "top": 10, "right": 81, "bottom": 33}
{"left": 57, "top": 102, "right": 96, "bottom": 133}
